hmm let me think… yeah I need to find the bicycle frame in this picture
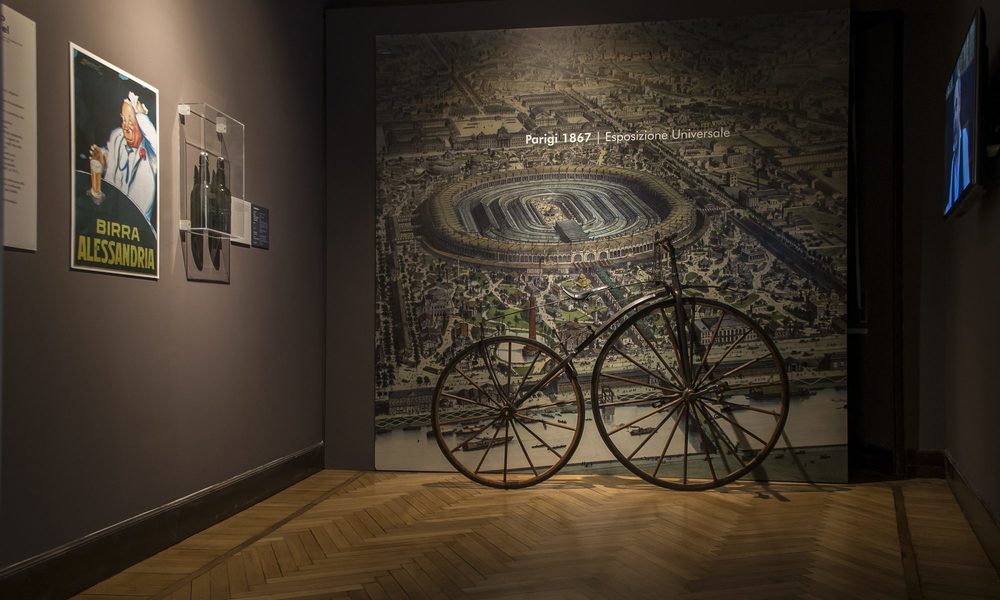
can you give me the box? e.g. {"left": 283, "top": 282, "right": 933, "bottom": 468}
{"left": 511, "top": 240, "right": 691, "bottom": 408}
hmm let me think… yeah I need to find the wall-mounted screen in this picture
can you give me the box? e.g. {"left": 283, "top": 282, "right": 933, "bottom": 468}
{"left": 944, "top": 10, "right": 985, "bottom": 217}
{"left": 375, "top": 11, "right": 850, "bottom": 483}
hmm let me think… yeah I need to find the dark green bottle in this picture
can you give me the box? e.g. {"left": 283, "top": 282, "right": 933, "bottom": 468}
{"left": 208, "top": 156, "right": 230, "bottom": 270}
{"left": 190, "top": 153, "right": 211, "bottom": 271}
{"left": 189, "top": 163, "right": 200, "bottom": 228}
{"left": 193, "top": 152, "right": 211, "bottom": 228}
{"left": 212, "top": 156, "right": 232, "bottom": 234}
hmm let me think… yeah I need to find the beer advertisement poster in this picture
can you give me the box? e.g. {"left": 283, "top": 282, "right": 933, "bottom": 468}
{"left": 70, "top": 44, "right": 159, "bottom": 279}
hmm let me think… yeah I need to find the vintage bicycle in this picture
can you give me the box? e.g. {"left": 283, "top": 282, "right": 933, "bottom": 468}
{"left": 431, "top": 239, "right": 789, "bottom": 490}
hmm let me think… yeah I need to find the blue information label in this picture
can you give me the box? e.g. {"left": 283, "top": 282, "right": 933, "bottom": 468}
{"left": 251, "top": 204, "right": 269, "bottom": 249}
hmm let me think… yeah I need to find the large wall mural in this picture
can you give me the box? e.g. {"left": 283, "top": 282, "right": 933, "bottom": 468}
{"left": 375, "top": 11, "right": 849, "bottom": 481}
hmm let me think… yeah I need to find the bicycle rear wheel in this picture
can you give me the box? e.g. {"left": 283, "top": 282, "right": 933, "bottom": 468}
{"left": 432, "top": 336, "right": 584, "bottom": 489}
{"left": 591, "top": 297, "right": 789, "bottom": 490}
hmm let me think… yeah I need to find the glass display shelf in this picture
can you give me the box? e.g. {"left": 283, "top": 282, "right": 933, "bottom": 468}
{"left": 178, "top": 102, "right": 244, "bottom": 283}
{"left": 178, "top": 102, "right": 245, "bottom": 238}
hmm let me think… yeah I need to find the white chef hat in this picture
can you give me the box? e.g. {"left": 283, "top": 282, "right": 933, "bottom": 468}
{"left": 125, "top": 91, "right": 158, "bottom": 151}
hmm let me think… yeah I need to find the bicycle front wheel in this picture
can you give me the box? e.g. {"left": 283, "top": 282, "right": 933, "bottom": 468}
{"left": 591, "top": 297, "right": 789, "bottom": 490}
{"left": 432, "top": 336, "right": 585, "bottom": 489}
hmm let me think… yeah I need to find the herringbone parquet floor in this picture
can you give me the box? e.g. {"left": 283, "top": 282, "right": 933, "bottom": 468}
{"left": 76, "top": 471, "right": 1000, "bottom": 600}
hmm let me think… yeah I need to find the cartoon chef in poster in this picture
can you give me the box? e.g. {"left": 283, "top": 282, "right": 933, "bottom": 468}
{"left": 89, "top": 91, "right": 158, "bottom": 225}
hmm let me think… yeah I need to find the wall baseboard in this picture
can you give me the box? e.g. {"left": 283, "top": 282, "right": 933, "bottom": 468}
{"left": 0, "top": 442, "right": 324, "bottom": 600}
{"left": 944, "top": 455, "right": 1000, "bottom": 576}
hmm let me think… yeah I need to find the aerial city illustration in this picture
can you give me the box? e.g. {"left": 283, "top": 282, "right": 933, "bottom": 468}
{"left": 375, "top": 11, "right": 849, "bottom": 481}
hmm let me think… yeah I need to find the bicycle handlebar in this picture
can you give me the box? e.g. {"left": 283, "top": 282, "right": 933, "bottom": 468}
{"left": 561, "top": 278, "right": 726, "bottom": 303}
{"left": 655, "top": 237, "right": 678, "bottom": 262}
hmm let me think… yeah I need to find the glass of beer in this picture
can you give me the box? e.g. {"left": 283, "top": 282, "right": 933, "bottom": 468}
{"left": 88, "top": 159, "right": 104, "bottom": 204}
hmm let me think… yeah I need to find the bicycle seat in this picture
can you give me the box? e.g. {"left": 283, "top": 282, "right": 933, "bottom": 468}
{"left": 563, "top": 285, "right": 608, "bottom": 301}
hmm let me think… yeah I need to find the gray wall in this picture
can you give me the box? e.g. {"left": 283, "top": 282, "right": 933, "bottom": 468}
{"left": 913, "top": 1, "right": 1000, "bottom": 522}
{"left": 326, "top": 8, "right": 376, "bottom": 469}
{"left": 1, "top": 0, "right": 327, "bottom": 568}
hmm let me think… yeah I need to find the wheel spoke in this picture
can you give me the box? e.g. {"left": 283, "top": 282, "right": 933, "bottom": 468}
{"left": 693, "top": 400, "right": 745, "bottom": 470}
{"left": 450, "top": 416, "right": 501, "bottom": 454}
{"left": 699, "top": 402, "right": 769, "bottom": 446}
{"left": 513, "top": 417, "right": 564, "bottom": 460}
{"left": 474, "top": 424, "right": 505, "bottom": 474}
{"left": 713, "top": 353, "right": 771, "bottom": 384}
{"left": 511, "top": 420, "right": 539, "bottom": 477}
{"left": 611, "top": 344, "right": 682, "bottom": 391}
{"left": 634, "top": 313, "right": 685, "bottom": 386}
{"left": 607, "top": 398, "right": 682, "bottom": 436}
{"left": 682, "top": 403, "right": 690, "bottom": 484}
{"left": 628, "top": 401, "right": 682, "bottom": 461}
{"left": 658, "top": 305, "right": 689, "bottom": 383}
{"left": 596, "top": 392, "right": 681, "bottom": 409}
{"left": 699, "top": 377, "right": 779, "bottom": 395}
{"left": 438, "top": 413, "right": 500, "bottom": 427}
{"left": 512, "top": 350, "right": 542, "bottom": 403}
{"left": 502, "top": 420, "right": 510, "bottom": 483}
{"left": 516, "top": 397, "right": 581, "bottom": 412}
{"left": 686, "top": 299, "right": 698, "bottom": 375}
{"left": 441, "top": 392, "right": 496, "bottom": 411}
{"left": 701, "top": 398, "right": 782, "bottom": 417}
{"left": 513, "top": 363, "right": 568, "bottom": 407}
{"left": 454, "top": 366, "right": 501, "bottom": 407}
{"left": 690, "top": 403, "right": 718, "bottom": 482}
{"left": 653, "top": 403, "right": 687, "bottom": 478}
{"left": 479, "top": 343, "right": 506, "bottom": 401}
{"left": 506, "top": 342, "right": 513, "bottom": 394}
{"left": 697, "top": 402, "right": 747, "bottom": 469}
{"left": 599, "top": 372, "right": 678, "bottom": 394}
{"left": 694, "top": 329, "right": 750, "bottom": 389}
{"left": 516, "top": 414, "right": 577, "bottom": 432}
{"left": 692, "top": 310, "right": 725, "bottom": 383}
